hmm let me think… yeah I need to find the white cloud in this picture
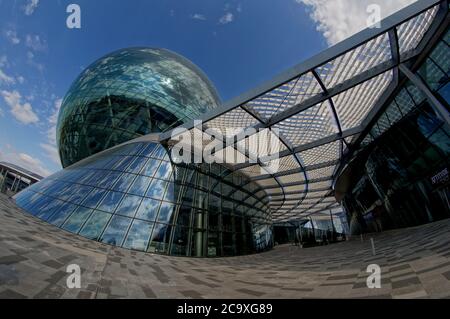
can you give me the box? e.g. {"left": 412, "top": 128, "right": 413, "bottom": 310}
{"left": 17, "top": 76, "right": 25, "bottom": 84}
{"left": 4, "top": 30, "right": 20, "bottom": 44}
{"left": 47, "top": 98, "right": 62, "bottom": 145}
{"left": 41, "top": 98, "right": 62, "bottom": 166}
{"left": 25, "top": 34, "right": 47, "bottom": 52}
{"left": 0, "top": 55, "right": 15, "bottom": 85}
{"left": 0, "top": 90, "right": 39, "bottom": 124}
{"left": 219, "top": 12, "right": 234, "bottom": 24}
{"left": 296, "top": 0, "right": 417, "bottom": 45}
{"left": 0, "top": 149, "right": 51, "bottom": 177}
{"left": 18, "top": 153, "right": 50, "bottom": 176}
{"left": 23, "top": 0, "right": 40, "bottom": 16}
{"left": 0, "top": 69, "right": 15, "bottom": 85}
{"left": 40, "top": 143, "right": 61, "bottom": 166}
{"left": 191, "top": 13, "right": 206, "bottom": 21}
{"left": 26, "top": 51, "right": 44, "bottom": 71}
{"left": 50, "top": 98, "right": 62, "bottom": 124}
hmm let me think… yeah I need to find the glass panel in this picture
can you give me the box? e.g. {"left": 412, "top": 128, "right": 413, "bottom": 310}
{"left": 208, "top": 194, "right": 220, "bottom": 212}
{"left": 135, "top": 197, "right": 160, "bottom": 221}
{"left": 395, "top": 88, "right": 416, "bottom": 116}
{"left": 438, "top": 81, "right": 450, "bottom": 103}
{"left": 115, "top": 194, "right": 143, "bottom": 217}
{"left": 152, "top": 145, "right": 169, "bottom": 160}
{"left": 100, "top": 215, "right": 132, "bottom": 246}
{"left": 148, "top": 223, "right": 171, "bottom": 254}
{"left": 35, "top": 199, "right": 64, "bottom": 221}
{"left": 385, "top": 101, "right": 403, "bottom": 127}
{"left": 193, "top": 190, "right": 208, "bottom": 208}
{"left": 128, "top": 143, "right": 145, "bottom": 156}
{"left": 176, "top": 205, "right": 192, "bottom": 227}
{"left": 14, "top": 190, "right": 33, "bottom": 207}
{"left": 205, "top": 107, "right": 260, "bottom": 137}
{"left": 24, "top": 194, "right": 47, "bottom": 214}
{"left": 154, "top": 161, "right": 172, "bottom": 179}
{"left": 222, "top": 232, "right": 235, "bottom": 256}
{"left": 123, "top": 220, "right": 154, "bottom": 251}
{"left": 82, "top": 188, "right": 108, "bottom": 209}
{"left": 430, "top": 42, "right": 450, "bottom": 76}
{"left": 140, "top": 158, "right": 161, "bottom": 177}
{"left": 140, "top": 144, "right": 156, "bottom": 157}
{"left": 274, "top": 101, "right": 337, "bottom": 147}
{"left": 128, "top": 175, "right": 152, "bottom": 196}
{"left": 55, "top": 183, "right": 75, "bottom": 201}
{"left": 126, "top": 156, "right": 149, "bottom": 174}
{"left": 114, "top": 156, "right": 134, "bottom": 171}
{"left": 157, "top": 202, "right": 175, "bottom": 224}
{"left": 208, "top": 212, "right": 220, "bottom": 232}
{"left": 405, "top": 81, "right": 425, "bottom": 105}
{"left": 164, "top": 182, "right": 175, "bottom": 202}
{"left": 69, "top": 185, "right": 93, "bottom": 204}
{"left": 79, "top": 211, "right": 111, "bottom": 240}
{"left": 207, "top": 231, "right": 220, "bottom": 257}
{"left": 97, "top": 191, "right": 124, "bottom": 213}
{"left": 84, "top": 171, "right": 105, "bottom": 187}
{"left": 397, "top": 5, "right": 439, "bottom": 56}
{"left": 97, "top": 170, "right": 121, "bottom": 189}
{"left": 62, "top": 206, "right": 94, "bottom": 233}
{"left": 333, "top": 70, "right": 393, "bottom": 129}
{"left": 146, "top": 178, "right": 167, "bottom": 200}
{"left": 316, "top": 32, "right": 391, "bottom": 88}
{"left": 419, "top": 58, "right": 447, "bottom": 91}
{"left": 112, "top": 173, "right": 136, "bottom": 192}
{"left": 171, "top": 226, "right": 190, "bottom": 256}
{"left": 222, "top": 215, "right": 233, "bottom": 232}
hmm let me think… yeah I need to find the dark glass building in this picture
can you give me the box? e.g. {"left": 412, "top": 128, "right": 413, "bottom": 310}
{"left": 335, "top": 27, "right": 450, "bottom": 235}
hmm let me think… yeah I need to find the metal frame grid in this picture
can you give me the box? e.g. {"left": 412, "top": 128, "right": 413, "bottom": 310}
{"left": 157, "top": 0, "right": 448, "bottom": 223}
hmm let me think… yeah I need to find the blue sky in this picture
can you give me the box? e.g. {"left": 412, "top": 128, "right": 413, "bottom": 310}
{"left": 0, "top": 0, "right": 417, "bottom": 176}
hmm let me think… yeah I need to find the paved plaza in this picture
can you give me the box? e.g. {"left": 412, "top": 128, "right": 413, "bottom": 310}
{"left": 0, "top": 194, "right": 449, "bottom": 299}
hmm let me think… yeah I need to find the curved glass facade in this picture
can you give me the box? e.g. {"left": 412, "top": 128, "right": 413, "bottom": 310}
{"left": 57, "top": 48, "right": 221, "bottom": 168}
{"left": 337, "top": 28, "right": 450, "bottom": 234}
{"left": 14, "top": 142, "right": 273, "bottom": 257}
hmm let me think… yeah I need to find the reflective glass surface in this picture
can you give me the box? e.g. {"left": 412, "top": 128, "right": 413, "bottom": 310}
{"left": 14, "top": 142, "right": 273, "bottom": 257}
{"left": 339, "top": 28, "right": 450, "bottom": 235}
{"left": 57, "top": 48, "right": 221, "bottom": 168}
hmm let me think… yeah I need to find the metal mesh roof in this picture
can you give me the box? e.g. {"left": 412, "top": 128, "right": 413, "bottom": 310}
{"left": 160, "top": 0, "right": 447, "bottom": 222}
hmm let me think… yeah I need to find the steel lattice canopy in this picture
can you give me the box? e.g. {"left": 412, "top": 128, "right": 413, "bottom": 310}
{"left": 151, "top": 0, "right": 447, "bottom": 223}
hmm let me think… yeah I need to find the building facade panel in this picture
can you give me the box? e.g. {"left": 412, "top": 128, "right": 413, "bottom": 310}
{"left": 336, "top": 27, "right": 450, "bottom": 234}
{"left": 14, "top": 142, "right": 273, "bottom": 257}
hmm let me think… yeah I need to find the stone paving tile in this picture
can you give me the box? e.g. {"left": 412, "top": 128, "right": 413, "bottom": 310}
{"left": 1, "top": 194, "right": 450, "bottom": 299}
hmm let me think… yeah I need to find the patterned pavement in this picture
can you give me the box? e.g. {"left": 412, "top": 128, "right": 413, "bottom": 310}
{"left": 0, "top": 194, "right": 449, "bottom": 299}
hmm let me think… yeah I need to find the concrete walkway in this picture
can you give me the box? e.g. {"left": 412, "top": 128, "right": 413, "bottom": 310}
{"left": 0, "top": 194, "right": 449, "bottom": 299}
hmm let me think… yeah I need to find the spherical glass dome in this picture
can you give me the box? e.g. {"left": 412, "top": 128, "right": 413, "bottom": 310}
{"left": 57, "top": 48, "right": 221, "bottom": 168}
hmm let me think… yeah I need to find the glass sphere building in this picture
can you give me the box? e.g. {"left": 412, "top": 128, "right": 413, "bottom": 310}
{"left": 57, "top": 48, "right": 221, "bottom": 168}
{"left": 14, "top": 48, "right": 273, "bottom": 257}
